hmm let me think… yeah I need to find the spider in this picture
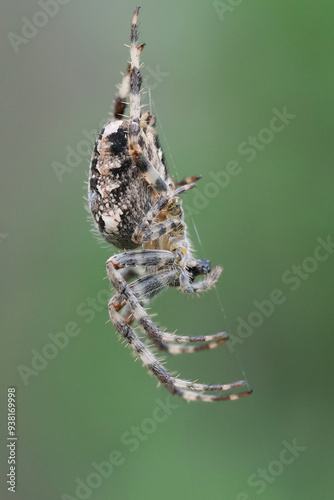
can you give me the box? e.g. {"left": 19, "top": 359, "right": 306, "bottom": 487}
{"left": 88, "top": 7, "right": 252, "bottom": 402}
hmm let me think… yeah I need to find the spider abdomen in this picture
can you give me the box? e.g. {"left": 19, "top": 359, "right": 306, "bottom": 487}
{"left": 89, "top": 120, "right": 146, "bottom": 249}
{"left": 89, "top": 120, "right": 166, "bottom": 249}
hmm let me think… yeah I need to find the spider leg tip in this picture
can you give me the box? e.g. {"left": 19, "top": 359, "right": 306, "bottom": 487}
{"left": 238, "top": 389, "right": 253, "bottom": 399}
{"left": 237, "top": 380, "right": 247, "bottom": 387}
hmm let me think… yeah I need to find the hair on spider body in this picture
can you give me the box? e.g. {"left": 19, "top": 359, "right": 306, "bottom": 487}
{"left": 87, "top": 7, "right": 252, "bottom": 403}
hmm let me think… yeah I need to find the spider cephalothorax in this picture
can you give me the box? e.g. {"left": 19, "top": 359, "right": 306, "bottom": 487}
{"left": 88, "top": 7, "right": 252, "bottom": 402}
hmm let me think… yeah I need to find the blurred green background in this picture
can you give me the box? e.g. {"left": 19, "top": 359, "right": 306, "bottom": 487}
{"left": 1, "top": 1, "right": 334, "bottom": 499}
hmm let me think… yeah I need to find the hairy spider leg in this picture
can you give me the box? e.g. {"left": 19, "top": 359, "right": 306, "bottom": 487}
{"left": 175, "top": 175, "right": 202, "bottom": 188}
{"left": 107, "top": 253, "right": 229, "bottom": 344}
{"left": 127, "top": 8, "right": 169, "bottom": 193}
{"left": 109, "top": 252, "right": 229, "bottom": 353}
{"left": 111, "top": 249, "right": 176, "bottom": 269}
{"left": 113, "top": 65, "right": 131, "bottom": 119}
{"left": 132, "top": 184, "right": 196, "bottom": 244}
{"left": 110, "top": 267, "right": 176, "bottom": 323}
{"left": 108, "top": 295, "right": 251, "bottom": 402}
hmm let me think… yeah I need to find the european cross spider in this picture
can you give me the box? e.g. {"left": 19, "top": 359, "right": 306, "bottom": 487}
{"left": 88, "top": 7, "right": 252, "bottom": 402}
